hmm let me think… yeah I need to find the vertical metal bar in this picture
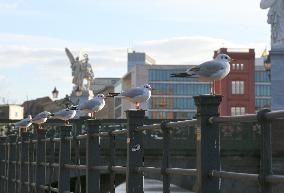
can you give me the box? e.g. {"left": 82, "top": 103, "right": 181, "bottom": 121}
{"left": 161, "top": 121, "right": 170, "bottom": 193}
{"left": 0, "top": 137, "right": 6, "bottom": 193}
{"left": 15, "top": 136, "right": 19, "bottom": 193}
{"left": 58, "top": 125, "right": 72, "bottom": 193}
{"left": 193, "top": 95, "right": 222, "bottom": 193}
{"left": 35, "top": 129, "right": 46, "bottom": 193}
{"left": 19, "top": 132, "right": 29, "bottom": 193}
{"left": 86, "top": 119, "right": 101, "bottom": 193}
{"left": 126, "top": 110, "right": 145, "bottom": 193}
{"left": 257, "top": 109, "right": 272, "bottom": 193}
{"left": 28, "top": 133, "right": 35, "bottom": 193}
{"left": 6, "top": 135, "right": 16, "bottom": 193}
{"left": 46, "top": 129, "right": 55, "bottom": 192}
{"left": 109, "top": 130, "right": 115, "bottom": 193}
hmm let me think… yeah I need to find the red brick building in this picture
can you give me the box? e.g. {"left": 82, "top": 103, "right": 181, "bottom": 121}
{"left": 214, "top": 48, "right": 255, "bottom": 116}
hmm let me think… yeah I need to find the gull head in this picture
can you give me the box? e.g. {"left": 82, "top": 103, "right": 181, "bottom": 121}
{"left": 96, "top": 94, "right": 105, "bottom": 100}
{"left": 143, "top": 84, "right": 152, "bottom": 91}
{"left": 215, "top": 54, "right": 232, "bottom": 63}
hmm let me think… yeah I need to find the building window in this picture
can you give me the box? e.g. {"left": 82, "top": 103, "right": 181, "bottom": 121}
{"left": 15, "top": 112, "right": 18, "bottom": 118}
{"left": 232, "top": 81, "right": 244, "bottom": 94}
{"left": 231, "top": 63, "right": 244, "bottom": 70}
{"left": 231, "top": 107, "right": 245, "bottom": 116}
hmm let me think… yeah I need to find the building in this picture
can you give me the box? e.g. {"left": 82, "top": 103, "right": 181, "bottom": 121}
{"left": 214, "top": 48, "right": 256, "bottom": 116}
{"left": 127, "top": 51, "right": 156, "bottom": 72}
{"left": 255, "top": 58, "right": 271, "bottom": 111}
{"left": 114, "top": 64, "right": 210, "bottom": 119}
{"left": 0, "top": 104, "right": 23, "bottom": 120}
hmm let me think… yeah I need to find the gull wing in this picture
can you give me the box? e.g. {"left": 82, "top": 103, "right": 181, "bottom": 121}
{"left": 78, "top": 99, "right": 101, "bottom": 110}
{"left": 121, "top": 88, "right": 144, "bottom": 98}
{"left": 32, "top": 112, "right": 46, "bottom": 122}
{"left": 196, "top": 60, "right": 224, "bottom": 77}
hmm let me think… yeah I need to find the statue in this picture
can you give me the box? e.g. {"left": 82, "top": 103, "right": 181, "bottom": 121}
{"left": 260, "top": 0, "right": 284, "bottom": 46}
{"left": 65, "top": 48, "right": 94, "bottom": 91}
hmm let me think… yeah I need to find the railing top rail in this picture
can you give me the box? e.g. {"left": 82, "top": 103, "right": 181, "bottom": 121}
{"left": 265, "top": 110, "right": 284, "bottom": 120}
{"left": 209, "top": 114, "right": 257, "bottom": 124}
{"left": 136, "top": 119, "right": 197, "bottom": 132}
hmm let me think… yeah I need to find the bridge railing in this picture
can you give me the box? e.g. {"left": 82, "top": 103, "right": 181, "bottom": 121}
{"left": 0, "top": 95, "right": 284, "bottom": 193}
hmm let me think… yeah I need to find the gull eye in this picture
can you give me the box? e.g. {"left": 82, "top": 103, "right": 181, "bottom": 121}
{"left": 225, "top": 56, "right": 228, "bottom": 59}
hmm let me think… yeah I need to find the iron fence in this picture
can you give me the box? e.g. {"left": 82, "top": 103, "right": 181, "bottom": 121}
{"left": 0, "top": 95, "right": 283, "bottom": 193}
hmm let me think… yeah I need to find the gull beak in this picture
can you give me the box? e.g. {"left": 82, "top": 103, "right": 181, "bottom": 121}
{"left": 230, "top": 58, "right": 236, "bottom": 62}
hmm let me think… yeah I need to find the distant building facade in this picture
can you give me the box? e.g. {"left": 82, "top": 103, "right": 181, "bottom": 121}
{"left": 114, "top": 64, "right": 210, "bottom": 119}
{"left": 127, "top": 51, "right": 156, "bottom": 72}
{"left": 0, "top": 105, "right": 23, "bottom": 120}
{"left": 214, "top": 48, "right": 256, "bottom": 116}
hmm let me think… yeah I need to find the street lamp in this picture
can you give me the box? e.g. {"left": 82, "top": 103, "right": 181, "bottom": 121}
{"left": 262, "top": 49, "right": 271, "bottom": 81}
{"left": 52, "top": 87, "right": 59, "bottom": 99}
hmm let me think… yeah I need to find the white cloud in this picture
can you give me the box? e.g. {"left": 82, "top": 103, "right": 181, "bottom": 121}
{"left": 0, "top": 33, "right": 266, "bottom": 103}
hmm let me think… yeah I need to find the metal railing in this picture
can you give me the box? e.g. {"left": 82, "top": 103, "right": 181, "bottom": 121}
{"left": 0, "top": 95, "right": 283, "bottom": 193}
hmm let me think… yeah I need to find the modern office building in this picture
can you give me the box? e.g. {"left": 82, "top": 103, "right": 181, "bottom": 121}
{"left": 127, "top": 51, "right": 156, "bottom": 72}
{"left": 114, "top": 64, "right": 210, "bottom": 119}
{"left": 255, "top": 58, "right": 271, "bottom": 111}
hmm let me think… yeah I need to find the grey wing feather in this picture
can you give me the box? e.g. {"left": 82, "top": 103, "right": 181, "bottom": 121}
{"left": 65, "top": 48, "right": 75, "bottom": 64}
{"left": 79, "top": 99, "right": 101, "bottom": 110}
{"left": 32, "top": 113, "right": 45, "bottom": 121}
{"left": 197, "top": 60, "right": 224, "bottom": 76}
{"left": 121, "top": 88, "right": 144, "bottom": 98}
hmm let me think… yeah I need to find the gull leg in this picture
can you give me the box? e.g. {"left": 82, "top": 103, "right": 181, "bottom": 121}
{"left": 213, "top": 80, "right": 215, "bottom": 95}
{"left": 210, "top": 81, "right": 213, "bottom": 95}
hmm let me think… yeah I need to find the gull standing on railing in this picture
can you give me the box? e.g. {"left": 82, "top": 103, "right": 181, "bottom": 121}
{"left": 14, "top": 115, "right": 32, "bottom": 132}
{"left": 170, "top": 54, "right": 234, "bottom": 94}
{"left": 51, "top": 106, "right": 77, "bottom": 125}
{"left": 31, "top": 111, "right": 52, "bottom": 129}
{"left": 107, "top": 84, "right": 152, "bottom": 109}
{"left": 77, "top": 93, "right": 106, "bottom": 118}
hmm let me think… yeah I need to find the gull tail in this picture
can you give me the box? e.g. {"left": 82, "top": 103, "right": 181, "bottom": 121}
{"left": 170, "top": 73, "right": 195, "bottom": 78}
{"left": 107, "top": 93, "right": 120, "bottom": 97}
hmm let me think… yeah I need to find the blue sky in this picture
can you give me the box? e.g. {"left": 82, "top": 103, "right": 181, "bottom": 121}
{"left": 0, "top": 0, "right": 270, "bottom": 104}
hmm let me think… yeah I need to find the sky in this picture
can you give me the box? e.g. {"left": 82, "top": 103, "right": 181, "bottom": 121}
{"left": 0, "top": 0, "right": 270, "bottom": 104}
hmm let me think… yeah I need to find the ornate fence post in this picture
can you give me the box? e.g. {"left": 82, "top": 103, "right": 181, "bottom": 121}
{"left": 0, "top": 136, "right": 7, "bottom": 193}
{"left": 161, "top": 121, "right": 170, "bottom": 193}
{"left": 126, "top": 110, "right": 145, "bottom": 193}
{"left": 58, "top": 125, "right": 72, "bottom": 193}
{"left": 86, "top": 119, "right": 101, "bottom": 193}
{"left": 35, "top": 129, "right": 46, "bottom": 193}
{"left": 6, "top": 135, "right": 17, "bottom": 193}
{"left": 257, "top": 109, "right": 272, "bottom": 193}
{"left": 193, "top": 95, "right": 222, "bottom": 193}
{"left": 19, "top": 132, "right": 29, "bottom": 193}
{"left": 108, "top": 128, "right": 115, "bottom": 193}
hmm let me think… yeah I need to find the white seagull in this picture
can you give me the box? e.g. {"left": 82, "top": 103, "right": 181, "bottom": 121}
{"left": 77, "top": 94, "right": 106, "bottom": 118}
{"left": 108, "top": 84, "right": 152, "bottom": 109}
{"left": 14, "top": 115, "right": 32, "bottom": 132}
{"left": 171, "top": 53, "right": 233, "bottom": 94}
{"left": 51, "top": 106, "right": 77, "bottom": 124}
{"left": 31, "top": 111, "right": 52, "bottom": 128}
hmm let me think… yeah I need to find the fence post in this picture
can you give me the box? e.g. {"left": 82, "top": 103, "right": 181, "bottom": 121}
{"left": 257, "top": 109, "right": 272, "bottom": 193}
{"left": 193, "top": 95, "right": 222, "bottom": 193}
{"left": 86, "top": 119, "right": 101, "bottom": 193}
{"left": 0, "top": 136, "right": 7, "bottom": 193}
{"left": 19, "top": 132, "right": 29, "bottom": 193}
{"left": 108, "top": 129, "right": 115, "bottom": 193}
{"left": 58, "top": 125, "right": 71, "bottom": 193}
{"left": 35, "top": 129, "right": 46, "bottom": 193}
{"left": 6, "top": 135, "right": 17, "bottom": 193}
{"left": 161, "top": 121, "right": 170, "bottom": 193}
{"left": 126, "top": 110, "right": 145, "bottom": 193}
{"left": 28, "top": 133, "right": 35, "bottom": 193}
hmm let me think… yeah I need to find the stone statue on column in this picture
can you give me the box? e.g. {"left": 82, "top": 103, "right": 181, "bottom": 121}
{"left": 260, "top": 0, "right": 284, "bottom": 46}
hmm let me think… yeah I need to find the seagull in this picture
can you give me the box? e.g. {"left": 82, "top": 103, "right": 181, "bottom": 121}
{"left": 108, "top": 84, "right": 152, "bottom": 109}
{"left": 170, "top": 53, "right": 233, "bottom": 94}
{"left": 51, "top": 106, "right": 77, "bottom": 125}
{"left": 14, "top": 115, "right": 32, "bottom": 132}
{"left": 77, "top": 94, "right": 106, "bottom": 118}
{"left": 31, "top": 111, "right": 52, "bottom": 129}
